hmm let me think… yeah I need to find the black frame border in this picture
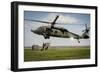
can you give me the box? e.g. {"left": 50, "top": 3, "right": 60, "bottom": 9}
{"left": 11, "top": 1, "right": 98, "bottom": 72}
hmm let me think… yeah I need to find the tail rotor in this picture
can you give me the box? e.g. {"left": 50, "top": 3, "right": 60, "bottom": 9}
{"left": 82, "top": 24, "right": 90, "bottom": 33}
{"left": 82, "top": 24, "right": 90, "bottom": 39}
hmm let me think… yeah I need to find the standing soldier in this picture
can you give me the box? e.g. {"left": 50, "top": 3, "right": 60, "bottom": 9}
{"left": 41, "top": 39, "right": 50, "bottom": 51}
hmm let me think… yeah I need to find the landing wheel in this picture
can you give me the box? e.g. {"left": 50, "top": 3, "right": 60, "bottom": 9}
{"left": 44, "top": 36, "right": 50, "bottom": 39}
{"left": 43, "top": 34, "right": 50, "bottom": 39}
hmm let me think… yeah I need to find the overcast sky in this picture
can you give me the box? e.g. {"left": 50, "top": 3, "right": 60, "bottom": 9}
{"left": 24, "top": 11, "right": 90, "bottom": 47}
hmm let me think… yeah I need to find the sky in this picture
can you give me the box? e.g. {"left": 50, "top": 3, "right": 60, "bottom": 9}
{"left": 24, "top": 11, "right": 90, "bottom": 47}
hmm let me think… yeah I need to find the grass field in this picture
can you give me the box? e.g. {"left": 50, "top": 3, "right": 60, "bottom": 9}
{"left": 24, "top": 47, "right": 90, "bottom": 62}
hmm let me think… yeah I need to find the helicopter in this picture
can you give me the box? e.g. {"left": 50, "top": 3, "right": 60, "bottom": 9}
{"left": 25, "top": 15, "right": 90, "bottom": 43}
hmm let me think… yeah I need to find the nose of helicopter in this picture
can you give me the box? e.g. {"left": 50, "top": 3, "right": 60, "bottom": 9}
{"left": 31, "top": 29, "right": 37, "bottom": 33}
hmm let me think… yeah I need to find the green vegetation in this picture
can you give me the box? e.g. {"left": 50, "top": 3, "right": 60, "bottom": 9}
{"left": 24, "top": 47, "right": 90, "bottom": 62}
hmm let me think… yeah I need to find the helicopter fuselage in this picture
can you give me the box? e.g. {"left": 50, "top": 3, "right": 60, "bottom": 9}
{"left": 25, "top": 15, "right": 89, "bottom": 43}
{"left": 31, "top": 26, "right": 81, "bottom": 39}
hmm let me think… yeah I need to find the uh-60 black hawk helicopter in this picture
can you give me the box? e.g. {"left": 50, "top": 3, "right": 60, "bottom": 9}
{"left": 25, "top": 15, "right": 90, "bottom": 43}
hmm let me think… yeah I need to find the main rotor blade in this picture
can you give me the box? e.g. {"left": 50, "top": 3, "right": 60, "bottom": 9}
{"left": 55, "top": 23, "right": 83, "bottom": 25}
{"left": 51, "top": 15, "right": 59, "bottom": 28}
{"left": 24, "top": 19, "right": 51, "bottom": 24}
{"left": 85, "top": 24, "right": 87, "bottom": 29}
{"left": 52, "top": 15, "right": 59, "bottom": 24}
